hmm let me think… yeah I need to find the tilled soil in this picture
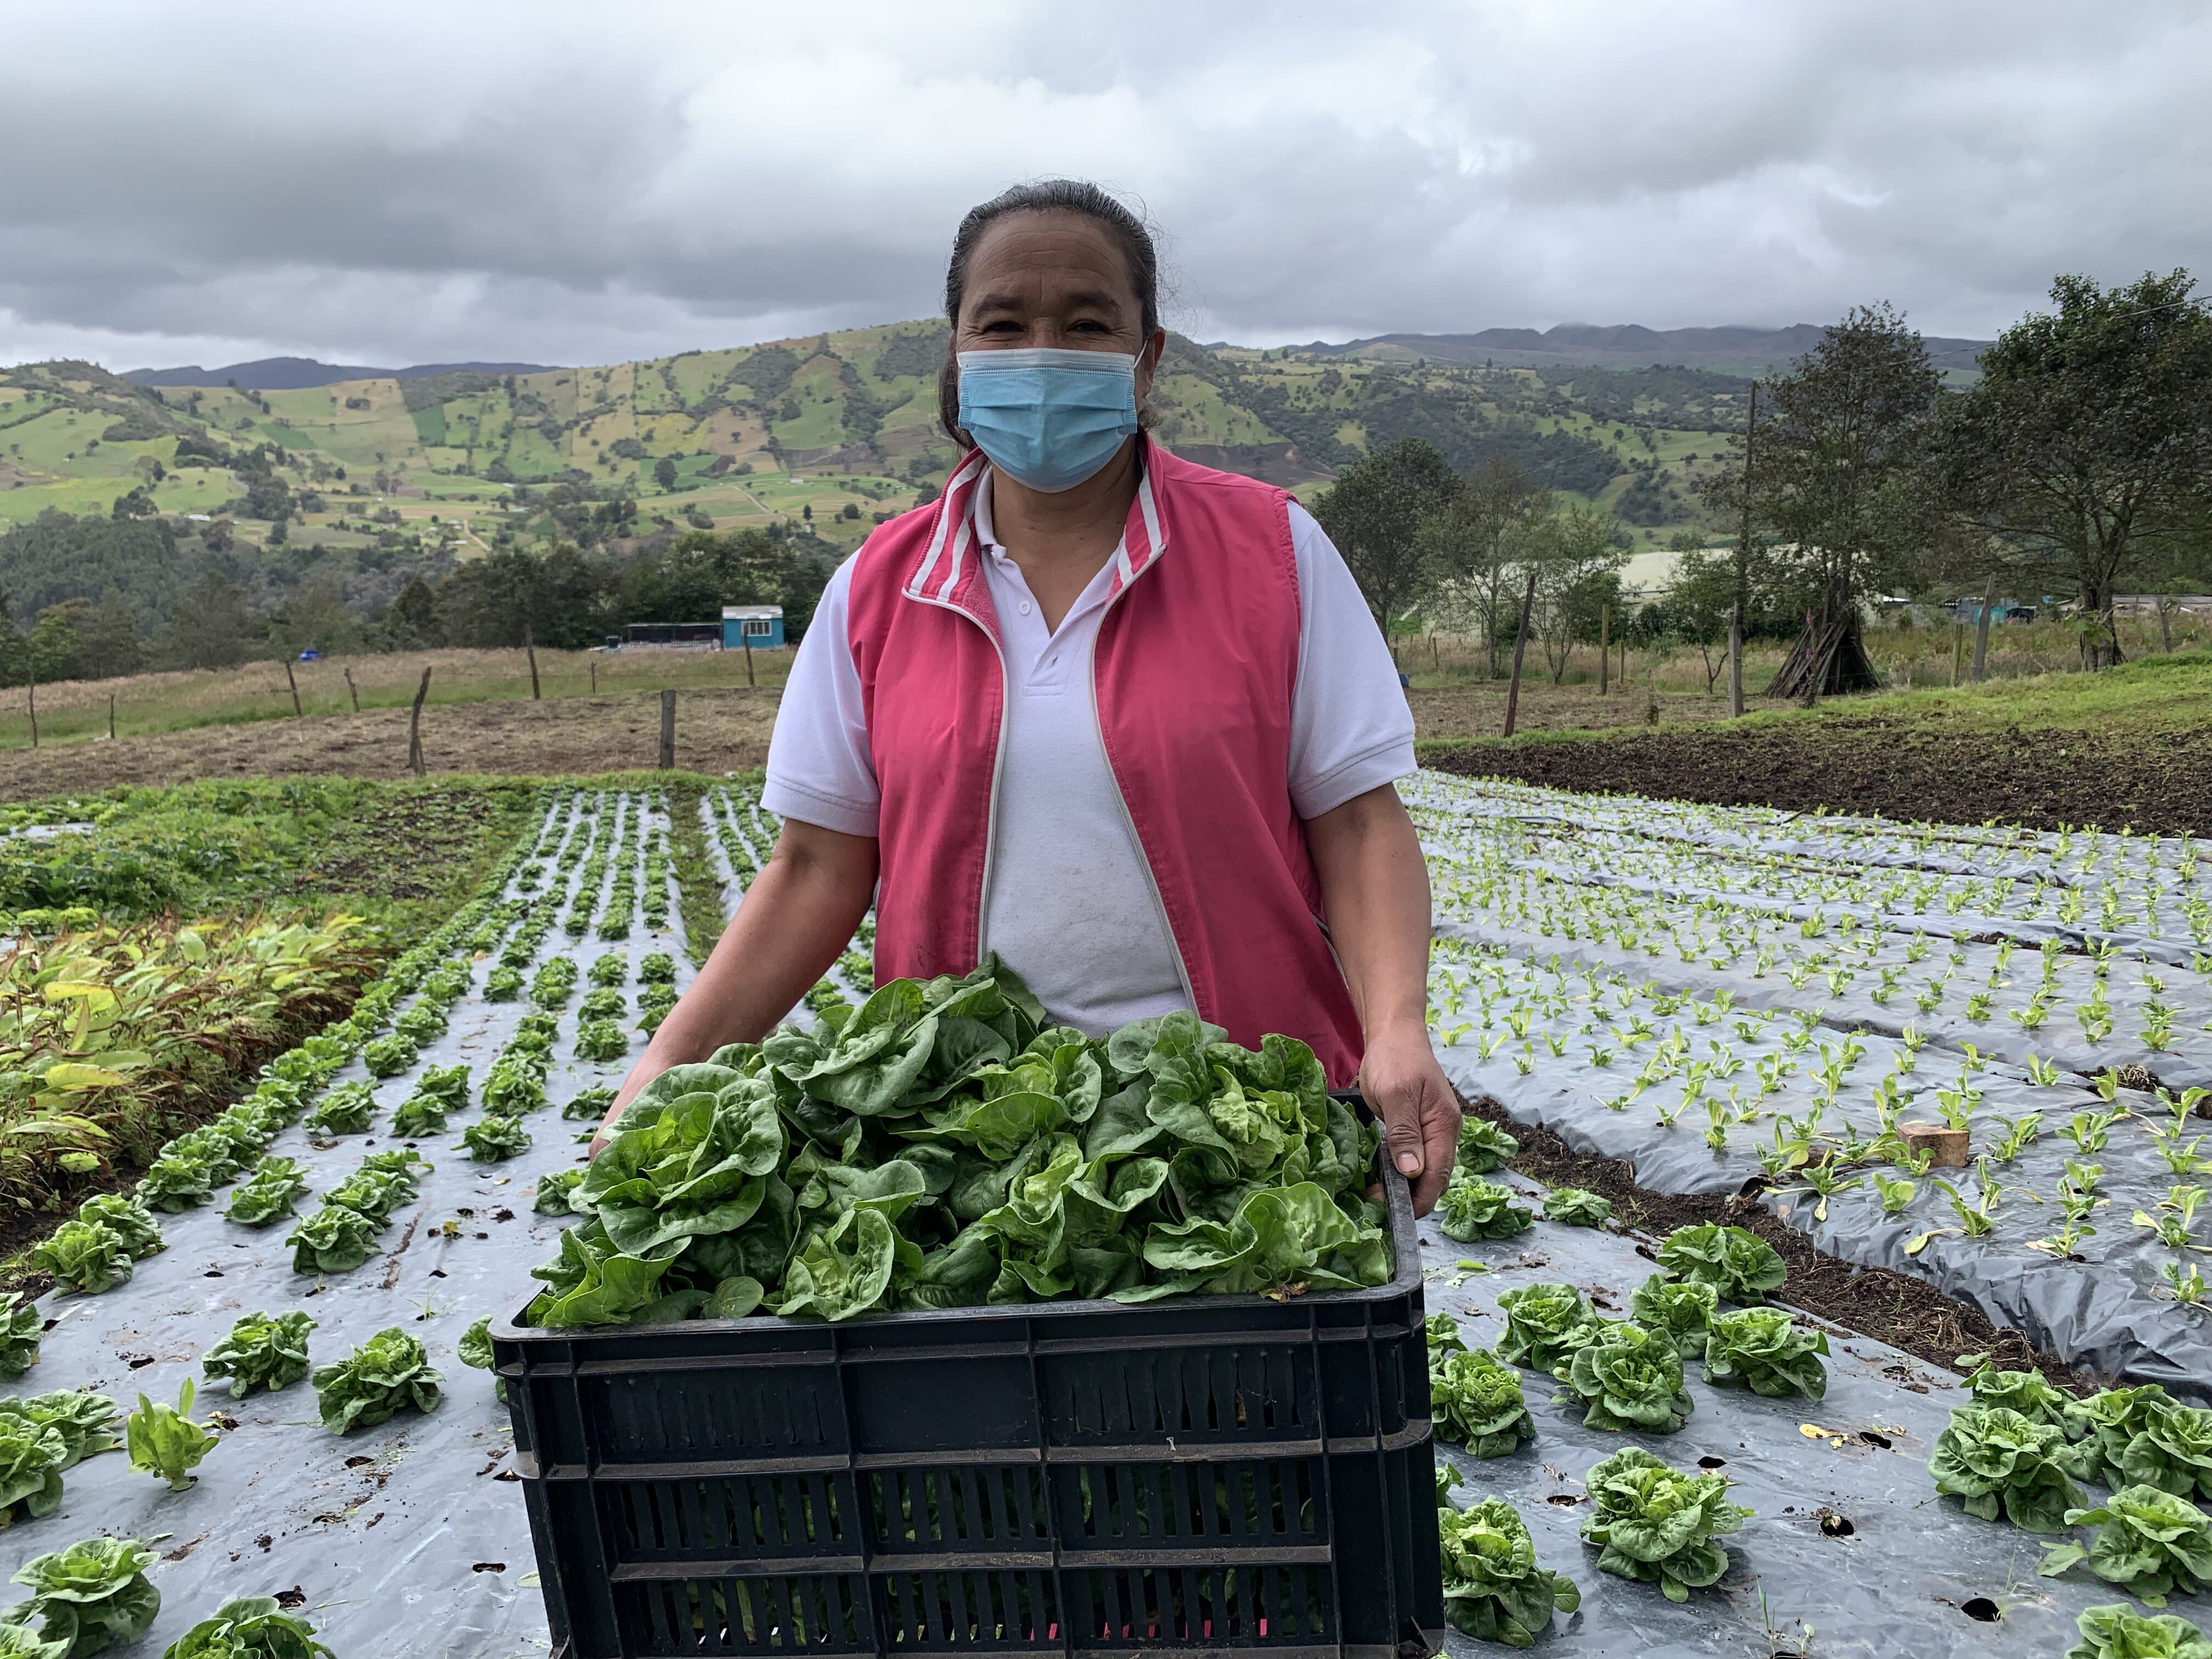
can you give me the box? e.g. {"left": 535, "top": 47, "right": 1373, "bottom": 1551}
{"left": 0, "top": 688, "right": 780, "bottom": 800}
{"left": 1459, "top": 1091, "right": 2101, "bottom": 1396}
{"left": 1429, "top": 715, "right": 2212, "bottom": 837}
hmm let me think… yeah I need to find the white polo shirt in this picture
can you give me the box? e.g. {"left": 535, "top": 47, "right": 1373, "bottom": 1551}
{"left": 763, "top": 469, "right": 1416, "bottom": 1035}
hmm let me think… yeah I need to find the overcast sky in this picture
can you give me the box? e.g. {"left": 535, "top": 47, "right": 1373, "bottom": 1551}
{"left": 4, "top": 0, "right": 2207, "bottom": 371}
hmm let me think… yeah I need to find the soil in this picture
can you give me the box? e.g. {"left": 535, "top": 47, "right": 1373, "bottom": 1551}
{"left": 0, "top": 688, "right": 780, "bottom": 802}
{"left": 1405, "top": 682, "right": 1732, "bottom": 744}
{"left": 1429, "top": 715, "right": 2212, "bottom": 837}
{"left": 1459, "top": 1091, "right": 2101, "bottom": 1396}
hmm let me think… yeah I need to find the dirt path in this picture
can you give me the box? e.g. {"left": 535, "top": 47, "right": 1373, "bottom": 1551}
{"left": 1430, "top": 715, "right": 2212, "bottom": 836}
{"left": 0, "top": 687, "right": 780, "bottom": 798}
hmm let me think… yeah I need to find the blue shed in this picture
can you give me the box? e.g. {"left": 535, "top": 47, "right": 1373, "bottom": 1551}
{"left": 722, "top": 605, "right": 785, "bottom": 650}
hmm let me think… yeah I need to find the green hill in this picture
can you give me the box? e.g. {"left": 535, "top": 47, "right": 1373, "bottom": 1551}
{"left": 1, "top": 323, "right": 1756, "bottom": 578}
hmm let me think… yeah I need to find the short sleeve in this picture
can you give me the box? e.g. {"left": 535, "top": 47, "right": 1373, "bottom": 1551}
{"left": 1286, "top": 503, "right": 1417, "bottom": 819}
{"left": 761, "top": 557, "right": 882, "bottom": 837}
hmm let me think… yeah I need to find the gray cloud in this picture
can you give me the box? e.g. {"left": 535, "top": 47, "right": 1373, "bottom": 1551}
{"left": 3, "top": 0, "right": 2206, "bottom": 369}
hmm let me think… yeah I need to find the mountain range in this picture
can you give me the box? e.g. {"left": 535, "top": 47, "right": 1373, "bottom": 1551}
{"left": 121, "top": 357, "right": 558, "bottom": 390}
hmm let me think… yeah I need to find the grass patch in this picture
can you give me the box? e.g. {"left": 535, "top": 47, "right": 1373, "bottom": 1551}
{"left": 0, "top": 775, "right": 539, "bottom": 947}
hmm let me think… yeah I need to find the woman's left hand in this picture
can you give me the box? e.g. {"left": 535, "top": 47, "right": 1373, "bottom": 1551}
{"left": 1358, "top": 1020, "right": 1462, "bottom": 1216}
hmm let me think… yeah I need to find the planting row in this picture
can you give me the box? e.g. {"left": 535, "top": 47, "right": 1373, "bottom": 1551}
{"left": 0, "top": 785, "right": 700, "bottom": 1656}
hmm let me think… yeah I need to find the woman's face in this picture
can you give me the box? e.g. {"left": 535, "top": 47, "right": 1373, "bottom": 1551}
{"left": 955, "top": 211, "right": 1163, "bottom": 405}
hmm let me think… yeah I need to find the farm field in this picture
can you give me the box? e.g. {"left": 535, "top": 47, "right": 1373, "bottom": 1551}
{"left": 0, "top": 758, "right": 2208, "bottom": 1655}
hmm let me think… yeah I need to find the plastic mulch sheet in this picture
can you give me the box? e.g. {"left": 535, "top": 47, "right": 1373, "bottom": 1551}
{"left": 1414, "top": 769, "right": 2212, "bottom": 1401}
{"left": 10, "top": 789, "right": 687, "bottom": 1656}
{"left": 1426, "top": 1177, "right": 2162, "bottom": 1657}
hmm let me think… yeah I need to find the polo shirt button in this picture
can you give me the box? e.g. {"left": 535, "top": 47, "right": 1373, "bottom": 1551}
{"left": 1019, "top": 601, "right": 1033, "bottom": 616}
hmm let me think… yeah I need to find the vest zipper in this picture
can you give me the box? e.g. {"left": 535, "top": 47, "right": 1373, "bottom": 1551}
{"left": 905, "top": 591, "right": 1013, "bottom": 967}
{"left": 1084, "top": 598, "right": 1200, "bottom": 1013}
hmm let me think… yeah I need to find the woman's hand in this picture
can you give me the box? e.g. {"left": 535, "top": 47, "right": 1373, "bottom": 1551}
{"left": 1358, "top": 1019, "right": 1462, "bottom": 1216}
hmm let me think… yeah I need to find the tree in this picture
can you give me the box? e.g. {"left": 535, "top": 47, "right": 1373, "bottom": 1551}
{"left": 392, "top": 577, "right": 441, "bottom": 645}
{"left": 1418, "top": 457, "right": 1545, "bottom": 676}
{"left": 1937, "top": 270, "right": 2212, "bottom": 668}
{"left": 1312, "top": 437, "right": 1460, "bottom": 649}
{"left": 1664, "top": 540, "right": 1743, "bottom": 693}
{"left": 154, "top": 573, "right": 254, "bottom": 669}
{"left": 653, "top": 456, "right": 679, "bottom": 492}
{"left": 1735, "top": 304, "right": 1943, "bottom": 697}
{"left": 1526, "top": 503, "right": 1627, "bottom": 682}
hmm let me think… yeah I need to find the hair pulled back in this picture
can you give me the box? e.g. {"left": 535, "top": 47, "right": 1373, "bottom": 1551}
{"left": 936, "top": 179, "right": 1160, "bottom": 445}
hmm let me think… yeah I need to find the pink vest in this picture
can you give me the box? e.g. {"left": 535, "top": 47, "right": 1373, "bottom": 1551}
{"left": 843, "top": 439, "right": 1364, "bottom": 1086}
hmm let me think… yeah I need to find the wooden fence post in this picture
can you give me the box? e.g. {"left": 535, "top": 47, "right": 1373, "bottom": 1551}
{"left": 590, "top": 659, "right": 597, "bottom": 695}
{"left": 1599, "top": 603, "right": 1611, "bottom": 696}
{"left": 658, "top": 689, "right": 676, "bottom": 769}
{"left": 1728, "top": 602, "right": 1745, "bottom": 718}
{"left": 1503, "top": 568, "right": 1537, "bottom": 738}
{"left": 344, "top": 668, "right": 359, "bottom": 713}
{"left": 108, "top": 695, "right": 116, "bottom": 741}
{"left": 742, "top": 637, "right": 755, "bottom": 688}
{"left": 1971, "top": 575, "right": 1995, "bottom": 683}
{"left": 283, "top": 656, "right": 302, "bottom": 716}
{"left": 525, "top": 621, "right": 541, "bottom": 700}
{"left": 407, "top": 667, "right": 432, "bottom": 775}
{"left": 26, "top": 664, "right": 35, "bottom": 750}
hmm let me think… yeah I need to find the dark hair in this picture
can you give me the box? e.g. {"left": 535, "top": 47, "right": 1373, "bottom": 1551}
{"left": 937, "top": 179, "right": 1160, "bottom": 444}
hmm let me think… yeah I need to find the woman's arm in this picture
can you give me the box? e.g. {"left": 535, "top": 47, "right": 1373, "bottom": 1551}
{"left": 1305, "top": 782, "right": 1460, "bottom": 1215}
{"left": 589, "top": 819, "right": 878, "bottom": 1153}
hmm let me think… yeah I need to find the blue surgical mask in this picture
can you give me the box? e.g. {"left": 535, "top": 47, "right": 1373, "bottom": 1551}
{"left": 956, "top": 348, "right": 1139, "bottom": 492}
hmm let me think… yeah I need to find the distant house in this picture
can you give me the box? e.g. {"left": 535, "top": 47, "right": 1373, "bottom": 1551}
{"left": 723, "top": 605, "right": 786, "bottom": 650}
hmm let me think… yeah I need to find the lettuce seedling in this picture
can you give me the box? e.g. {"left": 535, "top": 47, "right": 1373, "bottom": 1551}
{"left": 0, "top": 1618, "right": 66, "bottom": 1657}
{"left": 0, "top": 1297, "right": 41, "bottom": 1384}
{"left": 415, "top": 1062, "right": 471, "bottom": 1110}
{"left": 1439, "top": 1493, "right": 1580, "bottom": 1646}
{"left": 1959, "top": 1355, "right": 2073, "bottom": 1429}
{"left": 2041, "top": 1485, "right": 2212, "bottom": 1606}
{"left": 224, "top": 1156, "right": 309, "bottom": 1227}
{"left": 1543, "top": 1187, "right": 1611, "bottom": 1227}
{"left": 1931, "top": 1404, "right": 2086, "bottom": 1531}
{"left": 389, "top": 1093, "right": 450, "bottom": 1137}
{"left": 0, "top": 1394, "right": 120, "bottom": 1470}
{"left": 1427, "top": 1313, "right": 1469, "bottom": 1355}
{"left": 1495, "top": 1283, "right": 1597, "bottom": 1372}
{"left": 163, "top": 1596, "right": 335, "bottom": 1659}
{"left": 1437, "top": 1176, "right": 1533, "bottom": 1243}
{"left": 562, "top": 1084, "right": 619, "bottom": 1123}
{"left": 132, "top": 1155, "right": 215, "bottom": 1215}
{"left": 1563, "top": 1323, "right": 1692, "bottom": 1433}
{"left": 362, "top": 1034, "right": 419, "bottom": 1079}
{"left": 201, "top": 1310, "right": 315, "bottom": 1399}
{"left": 1456, "top": 1118, "right": 1519, "bottom": 1177}
{"left": 1654, "top": 1223, "right": 1786, "bottom": 1304}
{"left": 462, "top": 1115, "right": 532, "bottom": 1163}
{"left": 1629, "top": 1274, "right": 1718, "bottom": 1343}
{"left": 2063, "top": 1602, "right": 2212, "bottom": 1659}
{"left": 533, "top": 1169, "right": 585, "bottom": 1216}
{"left": 574, "top": 1019, "right": 629, "bottom": 1062}
{"left": 124, "top": 1378, "right": 219, "bottom": 1492}
{"left": 638, "top": 951, "right": 676, "bottom": 984}
{"left": 2068, "top": 1387, "right": 2182, "bottom": 1489}
{"left": 1703, "top": 1307, "right": 1831, "bottom": 1401}
{"left": 484, "top": 966, "right": 524, "bottom": 1002}
{"left": 2095, "top": 1396, "right": 2212, "bottom": 1504}
{"left": 29, "top": 1222, "right": 132, "bottom": 1296}
{"left": 303, "top": 1081, "right": 376, "bottom": 1137}
{"left": 311, "top": 1327, "right": 444, "bottom": 1435}
{"left": 1579, "top": 1446, "right": 1753, "bottom": 1602}
{"left": 0, "top": 1417, "right": 65, "bottom": 1530}
{"left": 0, "top": 1536, "right": 160, "bottom": 1656}
{"left": 1432, "top": 1347, "right": 1537, "bottom": 1457}
{"left": 72, "top": 1197, "right": 162, "bottom": 1261}
{"left": 287, "top": 1204, "right": 381, "bottom": 1275}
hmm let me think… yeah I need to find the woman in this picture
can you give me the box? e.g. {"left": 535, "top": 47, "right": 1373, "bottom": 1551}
{"left": 597, "top": 180, "right": 1460, "bottom": 1213}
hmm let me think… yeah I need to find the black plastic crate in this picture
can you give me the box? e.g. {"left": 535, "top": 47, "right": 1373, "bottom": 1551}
{"left": 492, "top": 1165, "right": 1440, "bottom": 1658}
